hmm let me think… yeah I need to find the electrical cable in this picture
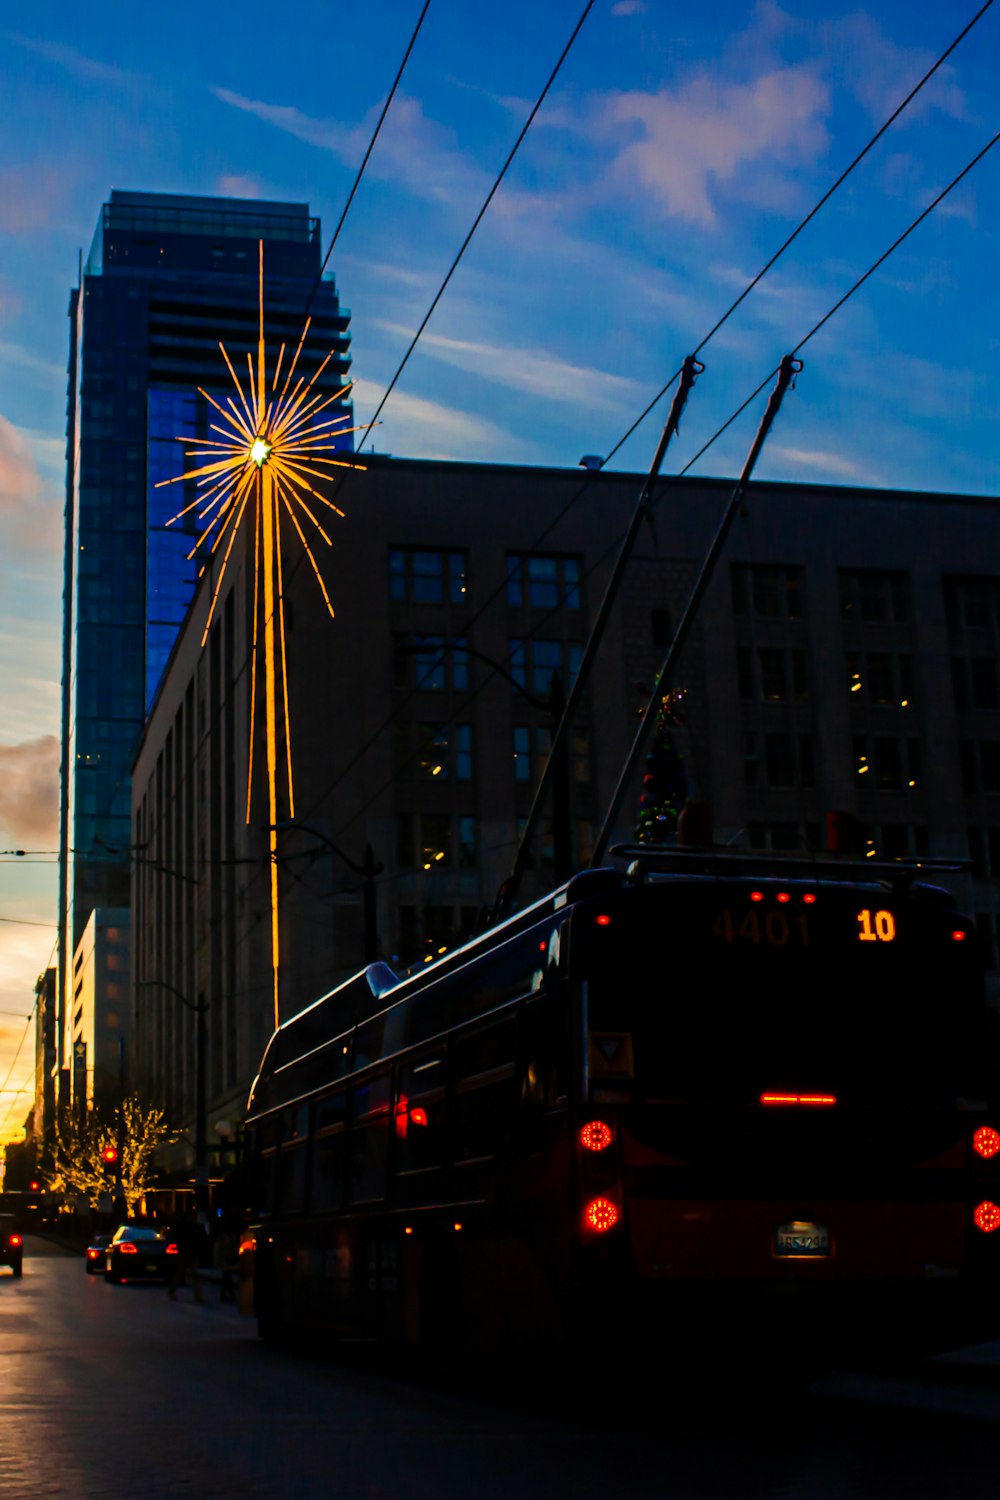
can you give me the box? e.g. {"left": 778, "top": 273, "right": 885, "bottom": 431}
{"left": 352, "top": 0, "right": 595, "bottom": 453}
{"left": 303, "top": 0, "right": 433, "bottom": 324}
{"left": 74, "top": 7, "right": 996, "bottom": 949}
{"left": 77, "top": 0, "right": 596, "bottom": 869}
{"left": 318, "top": 125, "right": 1000, "bottom": 850}
{"left": 0, "top": 1005, "right": 38, "bottom": 1136}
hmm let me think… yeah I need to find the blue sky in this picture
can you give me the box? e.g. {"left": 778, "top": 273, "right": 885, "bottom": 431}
{"left": 0, "top": 0, "right": 997, "bottom": 1122}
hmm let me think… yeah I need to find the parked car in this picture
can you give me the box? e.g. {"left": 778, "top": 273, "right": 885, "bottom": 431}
{"left": 104, "top": 1224, "right": 178, "bottom": 1284}
{"left": 0, "top": 1214, "right": 23, "bottom": 1277}
{"left": 85, "top": 1233, "right": 112, "bottom": 1273}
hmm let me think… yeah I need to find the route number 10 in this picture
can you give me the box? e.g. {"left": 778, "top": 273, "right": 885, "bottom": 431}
{"left": 857, "top": 908, "right": 895, "bottom": 943}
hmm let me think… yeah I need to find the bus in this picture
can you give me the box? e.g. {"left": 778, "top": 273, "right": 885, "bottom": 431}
{"left": 240, "top": 849, "right": 1000, "bottom": 1355}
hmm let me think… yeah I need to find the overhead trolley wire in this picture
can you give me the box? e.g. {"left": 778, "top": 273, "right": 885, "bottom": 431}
{"left": 319, "top": 122, "right": 1000, "bottom": 857}
{"left": 103, "top": 3, "right": 993, "bottom": 913}
{"left": 292, "top": 0, "right": 998, "bottom": 830}
{"left": 353, "top": 0, "right": 596, "bottom": 452}
{"left": 119, "top": 0, "right": 597, "bottom": 874}
{"left": 0, "top": 1003, "right": 39, "bottom": 1136}
{"left": 303, "top": 0, "right": 433, "bottom": 323}
{"left": 65, "top": 2, "right": 434, "bottom": 858}
{"left": 601, "top": 0, "right": 996, "bottom": 472}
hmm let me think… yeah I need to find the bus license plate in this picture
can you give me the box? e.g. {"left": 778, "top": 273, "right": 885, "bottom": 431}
{"left": 776, "top": 1222, "right": 829, "bottom": 1256}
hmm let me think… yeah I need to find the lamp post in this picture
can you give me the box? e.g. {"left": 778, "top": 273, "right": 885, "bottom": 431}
{"left": 137, "top": 980, "right": 207, "bottom": 1207}
{"left": 268, "top": 821, "right": 383, "bottom": 964}
{"left": 396, "top": 640, "right": 573, "bottom": 886}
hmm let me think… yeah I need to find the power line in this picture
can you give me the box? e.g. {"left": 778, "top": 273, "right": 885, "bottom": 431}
{"left": 319, "top": 124, "right": 1000, "bottom": 851}
{"left": 81, "top": 0, "right": 594, "bottom": 873}
{"left": 0, "top": 1007, "right": 36, "bottom": 1137}
{"left": 305, "top": 0, "right": 433, "bottom": 322}
{"left": 83, "top": 5, "right": 994, "bottom": 915}
{"left": 293, "top": 5, "right": 997, "bottom": 828}
{"left": 354, "top": 0, "right": 595, "bottom": 451}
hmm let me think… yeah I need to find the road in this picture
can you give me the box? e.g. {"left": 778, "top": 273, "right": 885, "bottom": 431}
{"left": 3, "top": 1236, "right": 1000, "bottom": 1499}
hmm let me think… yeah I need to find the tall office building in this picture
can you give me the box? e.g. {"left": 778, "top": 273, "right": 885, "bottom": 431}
{"left": 60, "top": 190, "right": 352, "bottom": 1088}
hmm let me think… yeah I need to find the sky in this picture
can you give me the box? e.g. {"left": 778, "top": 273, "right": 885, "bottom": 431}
{"left": 0, "top": 0, "right": 998, "bottom": 1132}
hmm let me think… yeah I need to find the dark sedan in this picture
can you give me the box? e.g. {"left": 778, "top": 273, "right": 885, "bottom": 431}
{"left": 104, "top": 1224, "right": 178, "bottom": 1284}
{"left": 0, "top": 1213, "right": 23, "bottom": 1277}
{"left": 85, "top": 1233, "right": 112, "bottom": 1273}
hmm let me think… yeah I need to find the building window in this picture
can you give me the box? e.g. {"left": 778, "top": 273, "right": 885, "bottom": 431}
{"left": 944, "top": 575, "right": 1000, "bottom": 635}
{"left": 976, "top": 912, "right": 999, "bottom": 971}
{"left": 394, "top": 635, "right": 469, "bottom": 692}
{"left": 846, "top": 652, "right": 914, "bottom": 708}
{"left": 510, "top": 639, "right": 583, "bottom": 699}
{"left": 402, "top": 722, "right": 473, "bottom": 781}
{"left": 961, "top": 741, "right": 1000, "bottom": 795}
{"left": 968, "top": 826, "right": 1000, "bottom": 878}
{"left": 396, "top": 813, "right": 475, "bottom": 870}
{"left": 839, "top": 570, "right": 910, "bottom": 624}
{"left": 853, "top": 736, "right": 922, "bottom": 790}
{"left": 395, "top": 905, "right": 479, "bottom": 967}
{"left": 651, "top": 609, "right": 672, "bottom": 646}
{"left": 389, "top": 548, "right": 467, "bottom": 605}
{"left": 507, "top": 554, "right": 581, "bottom": 611}
{"left": 744, "top": 734, "right": 814, "bottom": 788}
{"left": 731, "top": 564, "right": 803, "bottom": 619}
{"left": 951, "top": 656, "right": 1000, "bottom": 711}
{"left": 875, "top": 823, "right": 929, "bottom": 859}
{"left": 740, "top": 646, "right": 809, "bottom": 702}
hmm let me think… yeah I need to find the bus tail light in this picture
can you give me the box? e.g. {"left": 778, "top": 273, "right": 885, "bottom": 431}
{"left": 973, "top": 1201, "right": 1000, "bottom": 1233}
{"left": 760, "top": 1093, "right": 836, "bottom": 1107}
{"left": 973, "top": 1127, "right": 1000, "bottom": 1160}
{"left": 580, "top": 1121, "right": 613, "bottom": 1152}
{"left": 584, "top": 1197, "right": 619, "bottom": 1233}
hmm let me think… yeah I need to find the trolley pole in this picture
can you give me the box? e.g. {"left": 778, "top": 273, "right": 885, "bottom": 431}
{"left": 495, "top": 353, "right": 704, "bottom": 920}
{"left": 592, "top": 353, "right": 802, "bottom": 865}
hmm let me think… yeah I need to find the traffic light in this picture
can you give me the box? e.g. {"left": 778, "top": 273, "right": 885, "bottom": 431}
{"left": 101, "top": 1144, "right": 119, "bottom": 1167}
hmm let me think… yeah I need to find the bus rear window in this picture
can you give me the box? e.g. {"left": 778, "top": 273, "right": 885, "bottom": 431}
{"left": 580, "top": 883, "right": 987, "bottom": 1108}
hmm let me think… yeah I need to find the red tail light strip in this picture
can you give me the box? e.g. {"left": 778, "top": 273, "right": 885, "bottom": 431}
{"left": 760, "top": 1093, "right": 837, "bottom": 1107}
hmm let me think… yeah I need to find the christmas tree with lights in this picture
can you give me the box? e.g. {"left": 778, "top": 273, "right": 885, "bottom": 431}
{"left": 636, "top": 689, "right": 688, "bottom": 844}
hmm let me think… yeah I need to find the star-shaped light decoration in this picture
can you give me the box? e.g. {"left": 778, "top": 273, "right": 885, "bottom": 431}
{"left": 155, "top": 242, "right": 368, "bottom": 1025}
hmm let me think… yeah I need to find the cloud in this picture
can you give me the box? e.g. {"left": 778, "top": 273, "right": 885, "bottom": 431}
{"left": 6, "top": 31, "right": 139, "bottom": 87}
{"left": 217, "top": 174, "right": 264, "bottom": 200}
{"left": 373, "top": 322, "right": 644, "bottom": 410}
{"left": 603, "top": 66, "right": 830, "bottom": 226}
{"left": 0, "top": 340, "right": 65, "bottom": 385}
{"left": 0, "top": 416, "right": 61, "bottom": 552}
{"left": 211, "top": 88, "right": 488, "bottom": 210}
{"left": 0, "top": 166, "right": 69, "bottom": 234}
{"left": 350, "top": 378, "right": 524, "bottom": 462}
{"left": 611, "top": 1, "right": 647, "bottom": 12}
{"left": 0, "top": 416, "right": 43, "bottom": 515}
{"left": 770, "top": 445, "right": 882, "bottom": 484}
{"left": 0, "top": 736, "right": 59, "bottom": 845}
{"left": 824, "top": 12, "right": 969, "bottom": 126}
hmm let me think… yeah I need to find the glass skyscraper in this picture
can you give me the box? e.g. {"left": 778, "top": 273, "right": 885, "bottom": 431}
{"left": 59, "top": 190, "right": 352, "bottom": 1079}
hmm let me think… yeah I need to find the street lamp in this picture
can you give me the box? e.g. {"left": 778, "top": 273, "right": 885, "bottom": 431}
{"left": 396, "top": 640, "right": 574, "bottom": 885}
{"left": 268, "top": 821, "right": 383, "bottom": 964}
{"left": 137, "top": 980, "right": 207, "bottom": 1207}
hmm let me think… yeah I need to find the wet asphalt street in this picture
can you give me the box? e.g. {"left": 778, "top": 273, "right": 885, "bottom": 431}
{"left": 4, "top": 1236, "right": 1000, "bottom": 1499}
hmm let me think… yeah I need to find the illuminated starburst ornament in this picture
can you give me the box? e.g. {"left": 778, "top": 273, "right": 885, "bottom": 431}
{"left": 156, "top": 242, "right": 367, "bottom": 1025}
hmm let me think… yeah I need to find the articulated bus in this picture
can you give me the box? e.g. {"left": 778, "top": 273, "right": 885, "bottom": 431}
{"left": 240, "top": 849, "right": 999, "bottom": 1355}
